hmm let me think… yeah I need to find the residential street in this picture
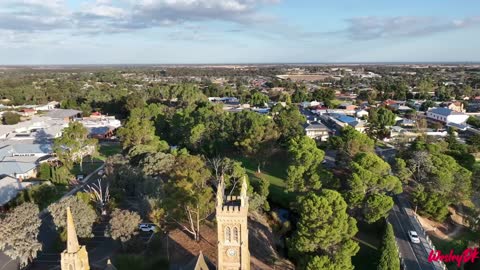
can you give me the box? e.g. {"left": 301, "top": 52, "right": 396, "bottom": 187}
{"left": 389, "top": 200, "right": 435, "bottom": 270}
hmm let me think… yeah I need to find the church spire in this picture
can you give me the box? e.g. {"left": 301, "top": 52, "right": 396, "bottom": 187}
{"left": 240, "top": 176, "right": 248, "bottom": 207}
{"left": 66, "top": 206, "right": 80, "bottom": 253}
{"left": 216, "top": 174, "right": 225, "bottom": 207}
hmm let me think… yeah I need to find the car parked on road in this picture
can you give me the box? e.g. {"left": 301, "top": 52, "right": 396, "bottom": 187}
{"left": 139, "top": 224, "right": 156, "bottom": 232}
{"left": 408, "top": 231, "right": 420, "bottom": 243}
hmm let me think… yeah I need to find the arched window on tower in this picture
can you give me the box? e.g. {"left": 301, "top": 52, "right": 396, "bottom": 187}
{"left": 233, "top": 227, "right": 239, "bottom": 243}
{"left": 225, "top": 226, "right": 231, "bottom": 243}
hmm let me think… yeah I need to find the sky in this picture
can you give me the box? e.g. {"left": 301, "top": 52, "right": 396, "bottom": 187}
{"left": 0, "top": 0, "right": 479, "bottom": 64}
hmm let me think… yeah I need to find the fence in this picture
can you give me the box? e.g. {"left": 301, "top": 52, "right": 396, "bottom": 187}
{"left": 401, "top": 196, "right": 447, "bottom": 270}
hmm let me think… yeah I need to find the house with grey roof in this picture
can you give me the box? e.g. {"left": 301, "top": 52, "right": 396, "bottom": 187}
{"left": 0, "top": 144, "right": 52, "bottom": 179}
{"left": 0, "top": 175, "right": 37, "bottom": 207}
{"left": 304, "top": 121, "right": 331, "bottom": 141}
{"left": 426, "top": 107, "right": 469, "bottom": 125}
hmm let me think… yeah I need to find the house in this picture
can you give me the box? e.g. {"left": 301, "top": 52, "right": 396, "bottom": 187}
{"left": 19, "top": 108, "right": 37, "bottom": 117}
{"left": 45, "top": 109, "right": 81, "bottom": 121}
{"left": 440, "top": 101, "right": 465, "bottom": 113}
{"left": 304, "top": 121, "right": 331, "bottom": 141}
{"left": 0, "top": 162, "right": 38, "bottom": 180}
{"left": 426, "top": 107, "right": 469, "bottom": 125}
{"left": 0, "top": 144, "right": 52, "bottom": 180}
{"left": 88, "top": 127, "right": 115, "bottom": 139}
{"left": 0, "top": 175, "right": 35, "bottom": 208}
{"left": 338, "top": 103, "right": 357, "bottom": 111}
{"left": 36, "top": 101, "right": 59, "bottom": 111}
{"left": 329, "top": 115, "right": 367, "bottom": 133}
{"left": 355, "top": 109, "right": 369, "bottom": 119}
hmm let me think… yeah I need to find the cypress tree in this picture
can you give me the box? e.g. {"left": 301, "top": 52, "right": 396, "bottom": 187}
{"left": 378, "top": 222, "right": 400, "bottom": 270}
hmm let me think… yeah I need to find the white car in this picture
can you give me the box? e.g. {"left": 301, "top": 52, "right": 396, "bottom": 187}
{"left": 408, "top": 231, "right": 420, "bottom": 244}
{"left": 139, "top": 224, "right": 156, "bottom": 232}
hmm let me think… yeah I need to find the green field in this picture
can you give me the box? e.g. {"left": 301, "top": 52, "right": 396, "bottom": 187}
{"left": 99, "top": 143, "right": 122, "bottom": 160}
{"left": 70, "top": 159, "right": 103, "bottom": 176}
{"left": 234, "top": 151, "right": 296, "bottom": 208}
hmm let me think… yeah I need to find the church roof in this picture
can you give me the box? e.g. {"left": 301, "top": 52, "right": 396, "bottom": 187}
{"left": 182, "top": 251, "right": 215, "bottom": 270}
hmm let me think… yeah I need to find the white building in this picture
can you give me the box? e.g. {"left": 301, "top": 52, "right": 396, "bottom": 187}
{"left": 426, "top": 107, "right": 469, "bottom": 125}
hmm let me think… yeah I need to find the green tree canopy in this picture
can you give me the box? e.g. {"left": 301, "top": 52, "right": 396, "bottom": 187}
{"left": 108, "top": 209, "right": 142, "bottom": 243}
{"left": 273, "top": 106, "right": 306, "bottom": 144}
{"left": 328, "top": 126, "right": 375, "bottom": 164}
{"left": 53, "top": 121, "right": 98, "bottom": 171}
{"left": 0, "top": 203, "right": 42, "bottom": 267}
{"left": 377, "top": 223, "right": 400, "bottom": 270}
{"left": 289, "top": 190, "right": 359, "bottom": 270}
{"left": 346, "top": 152, "right": 402, "bottom": 223}
{"left": 2, "top": 111, "right": 21, "bottom": 125}
{"left": 286, "top": 136, "right": 325, "bottom": 192}
{"left": 367, "top": 107, "right": 396, "bottom": 140}
{"left": 160, "top": 154, "right": 213, "bottom": 241}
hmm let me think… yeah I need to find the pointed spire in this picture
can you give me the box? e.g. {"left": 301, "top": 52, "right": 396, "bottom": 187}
{"left": 240, "top": 176, "right": 248, "bottom": 207}
{"left": 66, "top": 206, "right": 80, "bottom": 253}
{"left": 241, "top": 176, "right": 247, "bottom": 197}
{"left": 216, "top": 174, "right": 225, "bottom": 207}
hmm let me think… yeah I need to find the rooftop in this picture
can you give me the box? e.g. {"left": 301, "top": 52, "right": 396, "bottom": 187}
{"left": 45, "top": 109, "right": 81, "bottom": 119}
{"left": 428, "top": 107, "right": 464, "bottom": 116}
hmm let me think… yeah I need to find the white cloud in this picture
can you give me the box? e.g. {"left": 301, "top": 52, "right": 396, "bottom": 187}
{"left": 340, "top": 16, "right": 480, "bottom": 40}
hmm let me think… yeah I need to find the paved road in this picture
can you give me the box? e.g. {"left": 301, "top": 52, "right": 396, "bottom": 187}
{"left": 0, "top": 164, "right": 108, "bottom": 270}
{"left": 389, "top": 196, "right": 437, "bottom": 270}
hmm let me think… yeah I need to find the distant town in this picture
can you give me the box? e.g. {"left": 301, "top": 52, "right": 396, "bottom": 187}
{"left": 0, "top": 64, "right": 479, "bottom": 270}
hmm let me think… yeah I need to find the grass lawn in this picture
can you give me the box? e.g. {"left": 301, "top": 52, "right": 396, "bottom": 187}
{"left": 352, "top": 221, "right": 383, "bottom": 270}
{"left": 234, "top": 151, "right": 297, "bottom": 208}
{"left": 70, "top": 158, "right": 103, "bottom": 176}
{"left": 99, "top": 143, "right": 122, "bottom": 160}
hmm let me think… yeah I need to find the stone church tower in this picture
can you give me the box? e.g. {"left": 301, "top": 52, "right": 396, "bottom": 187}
{"left": 61, "top": 207, "right": 90, "bottom": 270}
{"left": 216, "top": 176, "right": 250, "bottom": 270}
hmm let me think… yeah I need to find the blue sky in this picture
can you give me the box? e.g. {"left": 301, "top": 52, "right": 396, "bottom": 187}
{"left": 0, "top": 0, "right": 479, "bottom": 64}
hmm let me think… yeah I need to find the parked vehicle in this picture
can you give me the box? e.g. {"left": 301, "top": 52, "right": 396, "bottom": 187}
{"left": 139, "top": 224, "right": 156, "bottom": 232}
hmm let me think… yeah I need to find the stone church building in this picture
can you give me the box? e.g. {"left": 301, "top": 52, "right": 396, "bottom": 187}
{"left": 60, "top": 176, "right": 251, "bottom": 270}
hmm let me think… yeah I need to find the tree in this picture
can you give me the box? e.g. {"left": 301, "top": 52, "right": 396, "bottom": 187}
{"left": 377, "top": 223, "right": 400, "bottom": 270}
{"left": 248, "top": 92, "right": 270, "bottom": 107}
{"left": 108, "top": 209, "right": 142, "bottom": 244}
{"left": 230, "top": 111, "right": 279, "bottom": 172}
{"left": 139, "top": 152, "right": 175, "bottom": 177}
{"left": 38, "top": 162, "right": 51, "bottom": 180}
{"left": 467, "top": 116, "right": 480, "bottom": 129}
{"left": 420, "top": 100, "right": 436, "bottom": 111}
{"left": 292, "top": 88, "right": 309, "bottom": 103}
{"left": 273, "top": 106, "right": 306, "bottom": 144}
{"left": 367, "top": 107, "right": 396, "bottom": 140}
{"left": 392, "top": 158, "right": 412, "bottom": 184}
{"left": 346, "top": 152, "right": 402, "bottom": 222}
{"left": 289, "top": 190, "right": 359, "bottom": 269}
{"left": 160, "top": 154, "right": 213, "bottom": 241}
{"left": 417, "top": 79, "right": 435, "bottom": 99}
{"left": 117, "top": 105, "right": 169, "bottom": 159}
{"left": 0, "top": 203, "right": 42, "bottom": 267}
{"left": 48, "top": 196, "right": 97, "bottom": 238}
{"left": 2, "top": 111, "right": 21, "bottom": 125}
{"left": 328, "top": 126, "right": 375, "bottom": 164}
{"left": 311, "top": 88, "right": 336, "bottom": 108}
{"left": 363, "top": 194, "right": 394, "bottom": 224}
{"left": 53, "top": 121, "right": 98, "bottom": 171}
{"left": 286, "top": 136, "right": 325, "bottom": 192}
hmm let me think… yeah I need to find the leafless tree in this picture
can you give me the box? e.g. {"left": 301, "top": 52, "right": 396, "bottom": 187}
{"left": 87, "top": 178, "right": 110, "bottom": 215}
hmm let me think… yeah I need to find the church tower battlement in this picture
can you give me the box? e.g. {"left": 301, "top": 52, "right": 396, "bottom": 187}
{"left": 216, "top": 176, "right": 250, "bottom": 270}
